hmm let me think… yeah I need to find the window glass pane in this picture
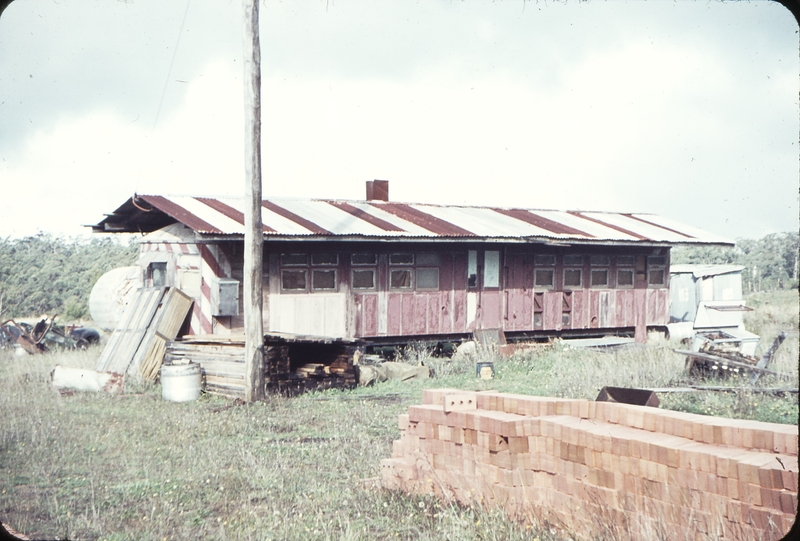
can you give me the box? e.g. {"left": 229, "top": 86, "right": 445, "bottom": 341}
{"left": 312, "top": 269, "right": 336, "bottom": 290}
{"left": 534, "top": 269, "right": 554, "bottom": 287}
{"left": 564, "top": 269, "right": 582, "bottom": 287}
{"left": 467, "top": 250, "right": 478, "bottom": 288}
{"left": 281, "top": 269, "right": 306, "bottom": 290}
{"left": 390, "top": 269, "right": 412, "bottom": 289}
{"left": 351, "top": 253, "right": 377, "bottom": 265}
{"left": 563, "top": 254, "right": 583, "bottom": 266}
{"left": 416, "top": 268, "right": 439, "bottom": 289}
{"left": 591, "top": 269, "right": 608, "bottom": 287}
{"left": 484, "top": 251, "right": 500, "bottom": 288}
{"left": 281, "top": 253, "right": 307, "bottom": 266}
{"left": 590, "top": 255, "right": 610, "bottom": 266}
{"left": 617, "top": 256, "right": 635, "bottom": 267}
{"left": 416, "top": 253, "right": 440, "bottom": 266}
{"left": 150, "top": 262, "right": 167, "bottom": 288}
{"left": 648, "top": 269, "right": 665, "bottom": 285}
{"left": 617, "top": 269, "right": 634, "bottom": 287}
{"left": 390, "top": 253, "right": 413, "bottom": 265}
{"left": 311, "top": 253, "right": 338, "bottom": 266}
{"left": 534, "top": 254, "right": 555, "bottom": 266}
{"left": 352, "top": 269, "right": 375, "bottom": 289}
{"left": 648, "top": 256, "right": 667, "bottom": 267}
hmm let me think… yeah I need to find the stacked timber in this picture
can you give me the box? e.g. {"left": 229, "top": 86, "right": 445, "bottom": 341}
{"left": 166, "top": 335, "right": 358, "bottom": 398}
{"left": 382, "top": 389, "right": 798, "bottom": 541}
{"left": 166, "top": 336, "right": 245, "bottom": 398}
{"left": 266, "top": 341, "right": 356, "bottom": 395}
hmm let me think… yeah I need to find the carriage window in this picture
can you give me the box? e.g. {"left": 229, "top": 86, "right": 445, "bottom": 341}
{"left": 312, "top": 269, "right": 336, "bottom": 290}
{"left": 416, "top": 268, "right": 439, "bottom": 290}
{"left": 467, "top": 250, "right": 478, "bottom": 288}
{"left": 617, "top": 269, "right": 634, "bottom": 287}
{"left": 564, "top": 268, "right": 582, "bottom": 288}
{"left": 311, "top": 253, "right": 338, "bottom": 266}
{"left": 590, "top": 269, "right": 609, "bottom": 287}
{"left": 390, "top": 269, "right": 412, "bottom": 289}
{"left": 281, "top": 270, "right": 306, "bottom": 290}
{"left": 351, "top": 253, "right": 377, "bottom": 265}
{"left": 648, "top": 255, "right": 667, "bottom": 286}
{"left": 648, "top": 269, "right": 666, "bottom": 286}
{"left": 148, "top": 262, "right": 167, "bottom": 287}
{"left": 563, "top": 254, "right": 583, "bottom": 266}
{"left": 352, "top": 269, "right": 375, "bottom": 289}
{"left": 416, "top": 253, "right": 440, "bottom": 266}
{"left": 390, "top": 253, "right": 414, "bottom": 265}
{"left": 534, "top": 269, "right": 554, "bottom": 288}
{"left": 280, "top": 253, "right": 307, "bottom": 266}
{"left": 484, "top": 251, "right": 500, "bottom": 288}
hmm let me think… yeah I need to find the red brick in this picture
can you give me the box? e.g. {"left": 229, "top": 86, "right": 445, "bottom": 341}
{"left": 779, "top": 491, "right": 796, "bottom": 515}
{"left": 727, "top": 477, "right": 739, "bottom": 500}
{"left": 781, "top": 469, "right": 797, "bottom": 492}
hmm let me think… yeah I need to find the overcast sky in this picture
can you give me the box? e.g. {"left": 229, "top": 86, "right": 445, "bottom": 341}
{"left": 0, "top": 0, "right": 797, "bottom": 242}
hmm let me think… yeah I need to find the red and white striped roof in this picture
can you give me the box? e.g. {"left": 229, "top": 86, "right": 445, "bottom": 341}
{"left": 95, "top": 194, "right": 733, "bottom": 246}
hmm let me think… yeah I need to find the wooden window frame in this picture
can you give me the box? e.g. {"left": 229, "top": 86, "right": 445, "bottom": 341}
{"left": 616, "top": 268, "right": 635, "bottom": 289}
{"left": 563, "top": 268, "right": 582, "bottom": 289}
{"left": 534, "top": 268, "right": 555, "bottom": 290}
{"left": 311, "top": 268, "right": 337, "bottom": 291}
{"left": 389, "top": 268, "right": 413, "bottom": 290}
{"left": 416, "top": 267, "right": 440, "bottom": 290}
{"left": 647, "top": 255, "right": 668, "bottom": 288}
{"left": 280, "top": 269, "right": 307, "bottom": 292}
{"left": 590, "top": 268, "right": 609, "bottom": 288}
{"left": 351, "top": 268, "right": 376, "bottom": 290}
{"left": 351, "top": 253, "right": 377, "bottom": 266}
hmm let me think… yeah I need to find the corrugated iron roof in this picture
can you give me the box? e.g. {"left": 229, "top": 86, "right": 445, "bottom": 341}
{"left": 92, "top": 194, "right": 734, "bottom": 246}
{"left": 670, "top": 265, "right": 745, "bottom": 277}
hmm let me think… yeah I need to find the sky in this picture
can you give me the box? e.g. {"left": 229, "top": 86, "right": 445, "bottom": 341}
{"left": 0, "top": 0, "right": 797, "bottom": 242}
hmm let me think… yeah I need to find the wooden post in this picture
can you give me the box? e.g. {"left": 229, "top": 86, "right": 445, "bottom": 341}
{"left": 243, "top": 0, "right": 264, "bottom": 402}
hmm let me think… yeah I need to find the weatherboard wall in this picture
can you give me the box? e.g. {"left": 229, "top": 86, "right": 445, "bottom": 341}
{"left": 133, "top": 232, "right": 671, "bottom": 342}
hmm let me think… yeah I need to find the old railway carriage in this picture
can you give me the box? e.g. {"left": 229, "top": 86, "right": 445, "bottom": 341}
{"left": 92, "top": 183, "right": 732, "bottom": 344}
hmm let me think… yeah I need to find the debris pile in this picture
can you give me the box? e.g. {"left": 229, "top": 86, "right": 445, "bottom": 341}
{"left": 382, "top": 389, "right": 798, "bottom": 541}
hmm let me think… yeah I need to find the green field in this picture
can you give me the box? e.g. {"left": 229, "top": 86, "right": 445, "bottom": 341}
{"left": 1, "top": 290, "right": 797, "bottom": 540}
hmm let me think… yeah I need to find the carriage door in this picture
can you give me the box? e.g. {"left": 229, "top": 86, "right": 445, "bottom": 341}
{"left": 467, "top": 250, "right": 503, "bottom": 330}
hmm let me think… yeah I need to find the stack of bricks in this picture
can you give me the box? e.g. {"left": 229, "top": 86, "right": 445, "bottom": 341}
{"left": 381, "top": 389, "right": 798, "bottom": 541}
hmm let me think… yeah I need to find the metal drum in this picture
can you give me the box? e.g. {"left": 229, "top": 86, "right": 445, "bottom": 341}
{"left": 161, "top": 362, "right": 202, "bottom": 402}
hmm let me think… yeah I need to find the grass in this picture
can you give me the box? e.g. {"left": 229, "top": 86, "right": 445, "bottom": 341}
{"left": 1, "top": 289, "right": 797, "bottom": 540}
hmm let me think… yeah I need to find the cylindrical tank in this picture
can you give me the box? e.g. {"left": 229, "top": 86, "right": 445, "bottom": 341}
{"left": 161, "top": 362, "right": 202, "bottom": 402}
{"left": 89, "top": 266, "right": 143, "bottom": 331}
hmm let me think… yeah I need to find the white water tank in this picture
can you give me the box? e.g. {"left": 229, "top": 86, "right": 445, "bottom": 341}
{"left": 89, "top": 266, "right": 143, "bottom": 331}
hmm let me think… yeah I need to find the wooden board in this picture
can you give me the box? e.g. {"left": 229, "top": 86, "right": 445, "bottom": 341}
{"left": 133, "top": 287, "right": 194, "bottom": 380}
{"left": 95, "top": 288, "right": 166, "bottom": 374}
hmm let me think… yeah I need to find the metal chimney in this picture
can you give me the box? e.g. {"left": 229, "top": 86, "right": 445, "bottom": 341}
{"left": 366, "top": 180, "right": 389, "bottom": 201}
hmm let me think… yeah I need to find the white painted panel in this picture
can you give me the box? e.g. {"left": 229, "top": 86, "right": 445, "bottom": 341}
{"left": 467, "top": 291, "right": 477, "bottom": 327}
{"left": 268, "top": 294, "right": 346, "bottom": 337}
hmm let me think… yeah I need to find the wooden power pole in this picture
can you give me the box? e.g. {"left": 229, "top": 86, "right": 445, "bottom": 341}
{"left": 243, "top": 0, "right": 264, "bottom": 402}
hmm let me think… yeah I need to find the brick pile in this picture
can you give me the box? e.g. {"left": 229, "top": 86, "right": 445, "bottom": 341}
{"left": 381, "top": 389, "right": 798, "bottom": 541}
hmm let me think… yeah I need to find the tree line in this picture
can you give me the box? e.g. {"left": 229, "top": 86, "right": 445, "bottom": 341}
{"left": 0, "top": 232, "right": 795, "bottom": 322}
{"left": 0, "top": 234, "right": 138, "bottom": 321}
{"left": 671, "top": 232, "right": 798, "bottom": 292}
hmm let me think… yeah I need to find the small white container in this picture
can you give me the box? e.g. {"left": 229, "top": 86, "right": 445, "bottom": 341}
{"left": 161, "top": 361, "right": 202, "bottom": 402}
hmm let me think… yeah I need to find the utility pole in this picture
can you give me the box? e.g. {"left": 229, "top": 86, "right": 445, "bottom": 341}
{"left": 243, "top": 0, "right": 264, "bottom": 402}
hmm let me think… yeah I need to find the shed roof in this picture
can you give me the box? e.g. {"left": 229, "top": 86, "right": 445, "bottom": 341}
{"left": 669, "top": 264, "right": 745, "bottom": 278}
{"left": 91, "top": 194, "right": 734, "bottom": 246}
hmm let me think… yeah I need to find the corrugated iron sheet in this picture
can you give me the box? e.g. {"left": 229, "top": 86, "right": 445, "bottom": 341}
{"left": 94, "top": 194, "right": 734, "bottom": 245}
